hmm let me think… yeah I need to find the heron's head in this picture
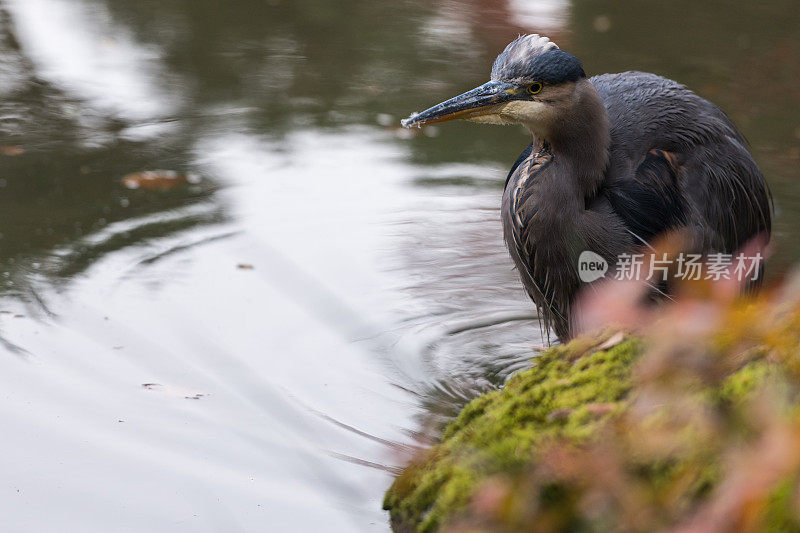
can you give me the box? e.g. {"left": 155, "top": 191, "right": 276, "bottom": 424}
{"left": 402, "top": 35, "right": 586, "bottom": 138}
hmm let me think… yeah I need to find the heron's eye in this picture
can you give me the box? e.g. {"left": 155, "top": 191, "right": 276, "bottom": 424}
{"left": 528, "top": 83, "right": 543, "bottom": 95}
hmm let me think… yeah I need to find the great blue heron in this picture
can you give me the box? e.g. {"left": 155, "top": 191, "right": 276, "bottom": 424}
{"left": 403, "top": 35, "right": 771, "bottom": 341}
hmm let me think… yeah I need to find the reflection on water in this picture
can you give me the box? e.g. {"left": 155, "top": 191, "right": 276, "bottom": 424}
{"left": 0, "top": 0, "right": 798, "bottom": 530}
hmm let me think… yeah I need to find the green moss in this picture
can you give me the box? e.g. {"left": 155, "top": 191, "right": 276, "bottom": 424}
{"left": 383, "top": 323, "right": 800, "bottom": 533}
{"left": 764, "top": 477, "right": 800, "bottom": 533}
{"left": 383, "top": 337, "right": 642, "bottom": 532}
{"left": 383, "top": 291, "right": 800, "bottom": 531}
{"left": 717, "top": 360, "right": 772, "bottom": 404}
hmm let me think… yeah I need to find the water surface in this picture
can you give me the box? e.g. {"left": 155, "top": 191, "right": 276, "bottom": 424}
{"left": 0, "top": 0, "right": 798, "bottom": 530}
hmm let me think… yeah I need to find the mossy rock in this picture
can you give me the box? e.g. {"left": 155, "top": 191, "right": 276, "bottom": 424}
{"left": 383, "top": 337, "right": 642, "bottom": 532}
{"left": 383, "top": 333, "right": 797, "bottom": 532}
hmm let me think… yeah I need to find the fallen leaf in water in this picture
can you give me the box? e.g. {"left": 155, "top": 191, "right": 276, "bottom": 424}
{"left": 121, "top": 170, "right": 200, "bottom": 191}
{"left": 0, "top": 145, "right": 25, "bottom": 156}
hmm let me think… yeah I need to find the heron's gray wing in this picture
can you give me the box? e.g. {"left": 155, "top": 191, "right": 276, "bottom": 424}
{"left": 679, "top": 136, "right": 771, "bottom": 252}
{"left": 604, "top": 149, "right": 687, "bottom": 245}
{"left": 593, "top": 71, "right": 771, "bottom": 252}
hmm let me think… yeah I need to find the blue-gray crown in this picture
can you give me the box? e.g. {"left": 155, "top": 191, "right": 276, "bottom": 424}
{"left": 491, "top": 35, "right": 585, "bottom": 84}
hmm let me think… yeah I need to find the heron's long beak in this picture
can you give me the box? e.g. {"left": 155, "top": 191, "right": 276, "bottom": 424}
{"left": 401, "top": 80, "right": 518, "bottom": 128}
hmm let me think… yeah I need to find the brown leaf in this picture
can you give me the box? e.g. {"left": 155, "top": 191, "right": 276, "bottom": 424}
{"left": 0, "top": 145, "right": 25, "bottom": 156}
{"left": 597, "top": 331, "right": 626, "bottom": 351}
{"left": 121, "top": 170, "right": 200, "bottom": 191}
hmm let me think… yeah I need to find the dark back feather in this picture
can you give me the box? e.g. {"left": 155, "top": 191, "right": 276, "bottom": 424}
{"left": 502, "top": 71, "right": 772, "bottom": 342}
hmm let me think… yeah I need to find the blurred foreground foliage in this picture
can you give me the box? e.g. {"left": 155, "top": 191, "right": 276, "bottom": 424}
{"left": 384, "top": 273, "right": 800, "bottom": 532}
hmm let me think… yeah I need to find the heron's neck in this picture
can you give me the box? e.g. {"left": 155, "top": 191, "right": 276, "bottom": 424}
{"left": 528, "top": 79, "right": 610, "bottom": 199}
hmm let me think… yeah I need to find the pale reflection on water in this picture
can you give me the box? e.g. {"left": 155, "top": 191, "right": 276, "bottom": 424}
{"left": 0, "top": 0, "right": 798, "bottom": 530}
